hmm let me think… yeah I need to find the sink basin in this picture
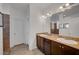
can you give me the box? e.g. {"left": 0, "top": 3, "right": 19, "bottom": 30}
{"left": 57, "top": 38, "right": 78, "bottom": 45}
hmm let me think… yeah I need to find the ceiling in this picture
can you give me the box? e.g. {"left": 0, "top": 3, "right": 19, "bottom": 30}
{"left": 5, "top": 3, "right": 63, "bottom": 14}
{"left": 2, "top": 3, "right": 64, "bottom": 17}
{"left": 32, "top": 3, "right": 64, "bottom": 15}
{"left": 2, "top": 3, "right": 29, "bottom": 13}
{"left": 7, "top": 3, "right": 29, "bottom": 12}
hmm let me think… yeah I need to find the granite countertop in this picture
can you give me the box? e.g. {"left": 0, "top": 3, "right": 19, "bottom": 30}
{"left": 37, "top": 33, "right": 79, "bottom": 50}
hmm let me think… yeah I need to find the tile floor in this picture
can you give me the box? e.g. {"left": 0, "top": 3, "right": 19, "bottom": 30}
{"left": 10, "top": 44, "right": 44, "bottom": 55}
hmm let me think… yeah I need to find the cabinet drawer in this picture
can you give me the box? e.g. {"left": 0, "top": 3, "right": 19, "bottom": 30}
{"left": 61, "top": 44, "right": 79, "bottom": 55}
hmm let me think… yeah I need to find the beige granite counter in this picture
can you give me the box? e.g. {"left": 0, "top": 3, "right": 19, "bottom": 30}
{"left": 37, "top": 33, "right": 79, "bottom": 50}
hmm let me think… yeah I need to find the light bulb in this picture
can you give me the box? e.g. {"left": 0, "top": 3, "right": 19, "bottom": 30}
{"left": 63, "top": 15, "right": 66, "bottom": 16}
{"left": 46, "top": 13, "right": 52, "bottom": 17}
{"left": 59, "top": 6, "right": 63, "bottom": 9}
{"left": 65, "top": 3, "right": 70, "bottom": 7}
{"left": 42, "top": 15, "right": 46, "bottom": 18}
{"left": 66, "top": 24, "right": 69, "bottom": 28}
{"left": 47, "top": 13, "right": 50, "bottom": 16}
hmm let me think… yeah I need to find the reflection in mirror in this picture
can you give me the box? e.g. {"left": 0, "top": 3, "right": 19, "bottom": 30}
{"left": 0, "top": 14, "right": 2, "bottom": 27}
{"left": 50, "top": 4, "right": 79, "bottom": 37}
{"left": 59, "top": 4, "right": 79, "bottom": 37}
{"left": 59, "top": 24, "right": 63, "bottom": 29}
{"left": 50, "top": 13, "right": 59, "bottom": 34}
{"left": 63, "top": 23, "right": 69, "bottom": 29}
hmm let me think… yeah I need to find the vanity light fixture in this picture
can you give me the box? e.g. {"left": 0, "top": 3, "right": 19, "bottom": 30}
{"left": 41, "top": 15, "right": 46, "bottom": 19}
{"left": 65, "top": 3, "right": 72, "bottom": 9}
{"left": 59, "top": 6, "right": 65, "bottom": 12}
{"left": 63, "top": 23, "right": 69, "bottom": 29}
{"left": 46, "top": 13, "right": 52, "bottom": 17}
{"left": 63, "top": 15, "right": 66, "bottom": 17}
{"left": 46, "top": 13, "right": 50, "bottom": 16}
{"left": 58, "top": 3, "right": 72, "bottom": 12}
{"left": 59, "top": 6, "right": 63, "bottom": 9}
{"left": 66, "top": 24, "right": 69, "bottom": 28}
{"left": 65, "top": 3, "right": 70, "bottom": 7}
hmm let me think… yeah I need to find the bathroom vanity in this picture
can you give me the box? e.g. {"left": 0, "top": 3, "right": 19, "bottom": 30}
{"left": 36, "top": 33, "right": 79, "bottom": 55}
{"left": 36, "top": 4, "right": 79, "bottom": 55}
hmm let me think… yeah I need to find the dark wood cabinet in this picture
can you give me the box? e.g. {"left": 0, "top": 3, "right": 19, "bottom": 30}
{"left": 51, "top": 41, "right": 62, "bottom": 55}
{"left": 36, "top": 35, "right": 79, "bottom": 55}
{"left": 36, "top": 36, "right": 44, "bottom": 52}
{"left": 43, "top": 39, "right": 51, "bottom": 55}
{"left": 51, "top": 41, "right": 79, "bottom": 55}
{"left": 37, "top": 36, "right": 51, "bottom": 54}
{"left": 61, "top": 44, "right": 79, "bottom": 55}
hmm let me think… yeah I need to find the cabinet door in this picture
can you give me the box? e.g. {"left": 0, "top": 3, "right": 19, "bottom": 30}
{"left": 37, "top": 36, "right": 41, "bottom": 49}
{"left": 51, "top": 41, "right": 62, "bottom": 55}
{"left": 36, "top": 36, "right": 40, "bottom": 48}
{"left": 40, "top": 37, "right": 44, "bottom": 51}
{"left": 61, "top": 44, "right": 79, "bottom": 55}
{"left": 36, "top": 36, "right": 44, "bottom": 52}
{"left": 44, "top": 39, "right": 51, "bottom": 55}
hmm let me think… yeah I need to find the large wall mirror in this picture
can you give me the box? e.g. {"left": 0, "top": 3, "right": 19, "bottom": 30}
{"left": 51, "top": 4, "right": 79, "bottom": 37}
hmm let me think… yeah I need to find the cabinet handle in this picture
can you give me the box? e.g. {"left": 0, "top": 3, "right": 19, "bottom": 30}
{"left": 62, "top": 46, "right": 64, "bottom": 48}
{"left": 59, "top": 46, "right": 64, "bottom": 48}
{"left": 59, "top": 46, "right": 61, "bottom": 48}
